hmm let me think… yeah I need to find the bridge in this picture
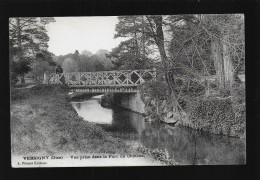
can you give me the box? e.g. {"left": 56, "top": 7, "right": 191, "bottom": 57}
{"left": 44, "top": 69, "right": 156, "bottom": 93}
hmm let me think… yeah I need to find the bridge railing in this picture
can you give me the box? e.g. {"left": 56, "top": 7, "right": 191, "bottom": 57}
{"left": 44, "top": 69, "right": 156, "bottom": 87}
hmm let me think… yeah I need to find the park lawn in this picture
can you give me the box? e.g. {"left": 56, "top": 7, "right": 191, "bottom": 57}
{"left": 10, "top": 85, "right": 144, "bottom": 157}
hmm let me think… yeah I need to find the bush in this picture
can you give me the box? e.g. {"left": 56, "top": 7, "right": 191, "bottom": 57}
{"left": 231, "top": 85, "right": 245, "bottom": 104}
{"left": 30, "top": 60, "right": 56, "bottom": 82}
{"left": 184, "top": 96, "right": 246, "bottom": 137}
{"left": 11, "top": 71, "right": 19, "bottom": 86}
{"left": 139, "top": 80, "right": 168, "bottom": 101}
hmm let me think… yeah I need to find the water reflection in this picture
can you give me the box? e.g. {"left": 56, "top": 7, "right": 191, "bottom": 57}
{"left": 141, "top": 124, "right": 246, "bottom": 165}
{"left": 71, "top": 95, "right": 246, "bottom": 165}
{"left": 71, "top": 99, "right": 113, "bottom": 124}
{"left": 111, "top": 108, "right": 145, "bottom": 136}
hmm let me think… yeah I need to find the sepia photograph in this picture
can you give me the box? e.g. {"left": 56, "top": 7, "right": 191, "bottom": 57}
{"left": 10, "top": 15, "right": 246, "bottom": 167}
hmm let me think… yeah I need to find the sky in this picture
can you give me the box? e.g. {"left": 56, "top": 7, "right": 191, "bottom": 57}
{"left": 46, "top": 16, "right": 125, "bottom": 56}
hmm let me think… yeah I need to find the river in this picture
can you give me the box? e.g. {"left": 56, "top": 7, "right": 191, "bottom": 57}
{"left": 71, "top": 95, "right": 246, "bottom": 165}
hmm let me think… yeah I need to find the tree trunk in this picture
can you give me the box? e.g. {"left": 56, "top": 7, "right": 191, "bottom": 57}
{"left": 152, "top": 16, "right": 172, "bottom": 93}
{"left": 16, "top": 18, "right": 26, "bottom": 84}
{"left": 211, "top": 38, "right": 225, "bottom": 89}
{"left": 16, "top": 18, "right": 22, "bottom": 59}
{"left": 141, "top": 15, "right": 146, "bottom": 61}
{"left": 153, "top": 16, "right": 168, "bottom": 64}
{"left": 16, "top": 18, "right": 22, "bottom": 49}
{"left": 152, "top": 16, "right": 182, "bottom": 120}
{"left": 21, "top": 73, "right": 25, "bottom": 84}
{"left": 133, "top": 18, "right": 139, "bottom": 59}
{"left": 233, "top": 66, "right": 242, "bottom": 84}
{"left": 223, "top": 35, "right": 234, "bottom": 89}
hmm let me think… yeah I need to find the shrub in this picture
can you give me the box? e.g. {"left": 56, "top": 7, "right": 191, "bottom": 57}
{"left": 11, "top": 71, "right": 19, "bottom": 86}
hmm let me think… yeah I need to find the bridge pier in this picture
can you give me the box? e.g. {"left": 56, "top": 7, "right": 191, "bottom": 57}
{"left": 114, "top": 92, "right": 145, "bottom": 114}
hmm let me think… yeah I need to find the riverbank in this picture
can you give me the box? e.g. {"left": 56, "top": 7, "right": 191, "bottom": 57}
{"left": 138, "top": 81, "right": 246, "bottom": 138}
{"left": 10, "top": 85, "right": 164, "bottom": 166}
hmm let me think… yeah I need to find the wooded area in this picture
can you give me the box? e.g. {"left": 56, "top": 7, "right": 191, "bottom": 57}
{"left": 10, "top": 15, "right": 245, "bottom": 132}
{"left": 109, "top": 15, "right": 244, "bottom": 88}
{"left": 10, "top": 15, "right": 245, "bottom": 89}
{"left": 108, "top": 15, "right": 245, "bottom": 126}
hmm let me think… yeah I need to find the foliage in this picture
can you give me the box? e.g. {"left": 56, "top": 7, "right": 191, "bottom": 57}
{"left": 111, "top": 15, "right": 245, "bottom": 137}
{"left": 167, "top": 15, "right": 214, "bottom": 76}
{"left": 35, "top": 50, "right": 56, "bottom": 66}
{"left": 81, "top": 50, "right": 92, "bottom": 57}
{"left": 184, "top": 96, "right": 246, "bottom": 137}
{"left": 11, "top": 57, "right": 31, "bottom": 76}
{"left": 167, "top": 14, "right": 244, "bottom": 89}
{"left": 53, "top": 49, "right": 114, "bottom": 73}
{"left": 108, "top": 39, "right": 150, "bottom": 70}
{"left": 9, "top": 17, "right": 55, "bottom": 59}
{"left": 9, "top": 17, "right": 56, "bottom": 84}
{"left": 29, "top": 60, "right": 55, "bottom": 81}
{"left": 139, "top": 79, "right": 168, "bottom": 101}
{"left": 10, "top": 71, "right": 19, "bottom": 86}
{"left": 110, "top": 14, "right": 244, "bottom": 94}
{"left": 108, "top": 16, "right": 154, "bottom": 70}
{"left": 53, "top": 53, "right": 73, "bottom": 66}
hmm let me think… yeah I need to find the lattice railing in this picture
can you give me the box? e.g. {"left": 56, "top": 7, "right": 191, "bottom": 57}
{"left": 45, "top": 69, "right": 156, "bottom": 87}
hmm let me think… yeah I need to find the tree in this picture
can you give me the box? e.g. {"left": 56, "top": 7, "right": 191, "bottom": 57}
{"left": 167, "top": 14, "right": 215, "bottom": 96}
{"left": 9, "top": 17, "right": 55, "bottom": 58}
{"left": 108, "top": 39, "right": 148, "bottom": 70}
{"left": 9, "top": 17, "right": 55, "bottom": 83}
{"left": 62, "top": 57, "right": 79, "bottom": 72}
{"left": 166, "top": 14, "right": 244, "bottom": 93}
{"left": 196, "top": 14, "right": 245, "bottom": 89}
{"left": 30, "top": 60, "right": 55, "bottom": 82}
{"left": 55, "top": 49, "right": 114, "bottom": 73}
{"left": 109, "top": 16, "right": 153, "bottom": 70}
{"left": 28, "top": 51, "right": 56, "bottom": 81}
{"left": 73, "top": 50, "right": 80, "bottom": 70}
{"left": 94, "top": 49, "right": 114, "bottom": 70}
{"left": 35, "top": 50, "right": 56, "bottom": 66}
{"left": 110, "top": 15, "right": 175, "bottom": 90}
{"left": 11, "top": 57, "right": 31, "bottom": 83}
{"left": 145, "top": 15, "right": 188, "bottom": 119}
{"left": 81, "top": 50, "right": 92, "bottom": 57}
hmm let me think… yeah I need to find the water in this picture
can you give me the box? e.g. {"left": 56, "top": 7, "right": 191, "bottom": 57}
{"left": 71, "top": 95, "right": 246, "bottom": 165}
{"left": 71, "top": 97, "right": 113, "bottom": 124}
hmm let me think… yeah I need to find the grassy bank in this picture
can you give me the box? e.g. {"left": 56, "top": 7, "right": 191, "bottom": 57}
{"left": 10, "top": 85, "right": 155, "bottom": 159}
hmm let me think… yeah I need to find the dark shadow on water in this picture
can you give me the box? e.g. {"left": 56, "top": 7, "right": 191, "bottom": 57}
{"left": 71, "top": 96, "right": 246, "bottom": 165}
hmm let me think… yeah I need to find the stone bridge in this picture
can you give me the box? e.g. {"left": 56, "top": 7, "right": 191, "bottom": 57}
{"left": 44, "top": 69, "right": 156, "bottom": 93}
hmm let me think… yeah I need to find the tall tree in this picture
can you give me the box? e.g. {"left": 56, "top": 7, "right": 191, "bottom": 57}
{"left": 108, "top": 39, "right": 147, "bottom": 70}
{"left": 110, "top": 16, "right": 152, "bottom": 70}
{"left": 145, "top": 15, "right": 175, "bottom": 91}
{"left": 145, "top": 15, "right": 186, "bottom": 119}
{"left": 9, "top": 17, "right": 55, "bottom": 58}
{"left": 198, "top": 14, "right": 245, "bottom": 89}
{"left": 167, "top": 14, "right": 244, "bottom": 92}
{"left": 9, "top": 17, "right": 55, "bottom": 83}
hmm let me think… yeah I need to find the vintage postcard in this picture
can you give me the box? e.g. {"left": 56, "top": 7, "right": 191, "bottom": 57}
{"left": 10, "top": 15, "right": 246, "bottom": 167}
